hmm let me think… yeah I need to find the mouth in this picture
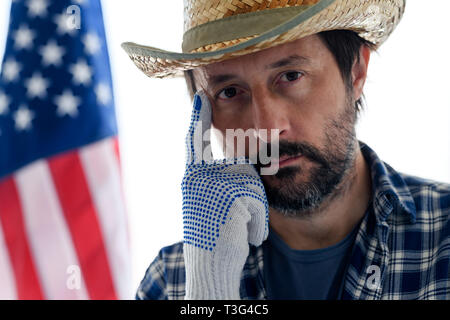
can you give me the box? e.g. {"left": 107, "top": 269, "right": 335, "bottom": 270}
{"left": 262, "top": 154, "right": 303, "bottom": 168}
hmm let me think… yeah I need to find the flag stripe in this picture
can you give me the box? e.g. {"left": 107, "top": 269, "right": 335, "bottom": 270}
{"left": 14, "top": 161, "right": 89, "bottom": 300}
{"left": 113, "top": 138, "right": 121, "bottom": 168}
{"left": 111, "top": 138, "right": 132, "bottom": 252}
{"left": 0, "top": 217, "right": 18, "bottom": 300}
{"left": 0, "top": 177, "right": 44, "bottom": 300}
{"left": 79, "top": 139, "right": 132, "bottom": 299}
{"left": 48, "top": 151, "right": 117, "bottom": 300}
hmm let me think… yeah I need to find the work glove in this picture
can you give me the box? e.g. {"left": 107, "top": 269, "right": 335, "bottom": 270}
{"left": 182, "top": 90, "right": 269, "bottom": 300}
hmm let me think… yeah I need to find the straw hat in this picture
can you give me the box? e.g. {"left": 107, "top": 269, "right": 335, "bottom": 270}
{"left": 122, "top": 0, "right": 405, "bottom": 79}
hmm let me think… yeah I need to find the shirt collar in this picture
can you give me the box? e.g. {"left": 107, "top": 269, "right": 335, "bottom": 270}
{"left": 360, "top": 141, "right": 417, "bottom": 224}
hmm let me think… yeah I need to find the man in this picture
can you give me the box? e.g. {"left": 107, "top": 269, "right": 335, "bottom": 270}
{"left": 122, "top": 0, "right": 450, "bottom": 299}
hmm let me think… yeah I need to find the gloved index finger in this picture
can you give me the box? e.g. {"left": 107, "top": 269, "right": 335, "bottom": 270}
{"left": 185, "top": 90, "right": 214, "bottom": 165}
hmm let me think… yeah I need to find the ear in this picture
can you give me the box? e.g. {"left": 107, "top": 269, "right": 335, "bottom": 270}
{"left": 351, "top": 45, "right": 371, "bottom": 101}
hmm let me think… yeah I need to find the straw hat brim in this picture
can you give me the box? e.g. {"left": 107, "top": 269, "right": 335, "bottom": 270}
{"left": 122, "top": 0, "right": 405, "bottom": 79}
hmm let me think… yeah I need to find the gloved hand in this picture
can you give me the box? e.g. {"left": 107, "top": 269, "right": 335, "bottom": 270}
{"left": 182, "top": 90, "right": 269, "bottom": 300}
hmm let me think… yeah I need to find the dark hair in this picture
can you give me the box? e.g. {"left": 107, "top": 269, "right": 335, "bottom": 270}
{"left": 184, "top": 30, "right": 375, "bottom": 112}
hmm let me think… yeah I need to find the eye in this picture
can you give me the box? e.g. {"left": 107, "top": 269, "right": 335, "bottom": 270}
{"left": 278, "top": 71, "right": 303, "bottom": 83}
{"left": 217, "top": 87, "right": 241, "bottom": 100}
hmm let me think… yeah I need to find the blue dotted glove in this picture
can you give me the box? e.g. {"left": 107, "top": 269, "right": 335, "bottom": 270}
{"left": 182, "top": 91, "right": 269, "bottom": 300}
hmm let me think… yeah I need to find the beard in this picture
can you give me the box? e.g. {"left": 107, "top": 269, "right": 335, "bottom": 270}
{"left": 253, "top": 97, "right": 358, "bottom": 218}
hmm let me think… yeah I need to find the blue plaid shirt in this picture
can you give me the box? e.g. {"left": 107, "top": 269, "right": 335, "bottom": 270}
{"left": 136, "top": 142, "right": 450, "bottom": 300}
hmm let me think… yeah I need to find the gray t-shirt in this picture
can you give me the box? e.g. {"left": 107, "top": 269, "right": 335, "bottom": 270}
{"left": 262, "top": 224, "right": 359, "bottom": 300}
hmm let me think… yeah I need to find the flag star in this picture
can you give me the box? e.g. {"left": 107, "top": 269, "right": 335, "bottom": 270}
{"left": 39, "top": 40, "right": 65, "bottom": 67}
{"left": 54, "top": 12, "right": 77, "bottom": 36}
{"left": 69, "top": 60, "right": 92, "bottom": 86}
{"left": 13, "top": 24, "right": 35, "bottom": 50}
{"left": 1, "top": 58, "right": 22, "bottom": 82}
{"left": 27, "top": 0, "right": 49, "bottom": 18}
{"left": 0, "top": 92, "right": 10, "bottom": 115}
{"left": 54, "top": 90, "right": 81, "bottom": 117}
{"left": 83, "top": 33, "right": 101, "bottom": 55}
{"left": 25, "top": 73, "right": 50, "bottom": 99}
{"left": 14, "top": 105, "right": 35, "bottom": 131}
{"left": 95, "top": 83, "right": 112, "bottom": 106}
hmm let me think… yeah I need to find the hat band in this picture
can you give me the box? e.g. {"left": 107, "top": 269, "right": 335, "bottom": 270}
{"left": 182, "top": 5, "right": 313, "bottom": 53}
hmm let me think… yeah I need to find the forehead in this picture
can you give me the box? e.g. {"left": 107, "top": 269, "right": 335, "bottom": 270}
{"left": 192, "top": 34, "right": 328, "bottom": 84}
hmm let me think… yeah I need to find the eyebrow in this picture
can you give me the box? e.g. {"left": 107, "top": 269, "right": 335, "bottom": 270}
{"left": 206, "top": 54, "right": 310, "bottom": 88}
{"left": 208, "top": 74, "right": 237, "bottom": 87}
{"left": 265, "top": 54, "right": 310, "bottom": 70}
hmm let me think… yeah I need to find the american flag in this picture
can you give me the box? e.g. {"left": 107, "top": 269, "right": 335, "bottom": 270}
{"left": 0, "top": 0, "right": 131, "bottom": 299}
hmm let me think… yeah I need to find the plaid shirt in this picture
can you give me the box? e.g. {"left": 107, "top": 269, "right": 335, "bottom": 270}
{"left": 136, "top": 142, "right": 450, "bottom": 300}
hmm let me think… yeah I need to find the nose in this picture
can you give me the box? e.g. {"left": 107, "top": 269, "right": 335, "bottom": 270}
{"left": 251, "top": 86, "right": 290, "bottom": 143}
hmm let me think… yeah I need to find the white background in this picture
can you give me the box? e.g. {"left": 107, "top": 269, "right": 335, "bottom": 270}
{"left": 1, "top": 1, "right": 449, "bottom": 297}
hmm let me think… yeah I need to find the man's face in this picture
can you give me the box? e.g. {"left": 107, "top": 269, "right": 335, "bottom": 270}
{"left": 193, "top": 34, "right": 363, "bottom": 217}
